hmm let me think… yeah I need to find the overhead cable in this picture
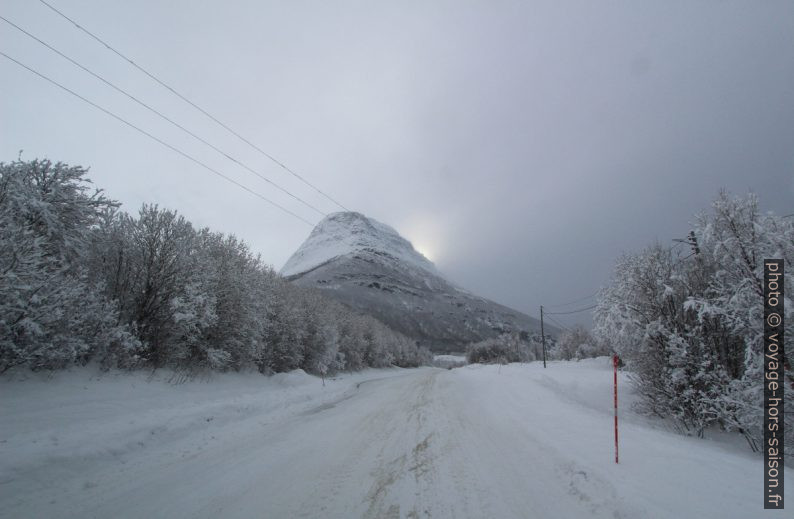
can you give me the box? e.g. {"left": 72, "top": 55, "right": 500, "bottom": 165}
{"left": 0, "top": 51, "right": 316, "bottom": 227}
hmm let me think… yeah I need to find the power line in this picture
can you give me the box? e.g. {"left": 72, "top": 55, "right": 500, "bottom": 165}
{"left": 547, "top": 312, "right": 571, "bottom": 332}
{"left": 36, "top": 0, "right": 350, "bottom": 212}
{"left": 544, "top": 314, "right": 573, "bottom": 334}
{"left": 545, "top": 304, "right": 598, "bottom": 316}
{"left": 0, "top": 14, "right": 326, "bottom": 219}
{"left": 0, "top": 51, "right": 316, "bottom": 227}
{"left": 544, "top": 289, "right": 599, "bottom": 309}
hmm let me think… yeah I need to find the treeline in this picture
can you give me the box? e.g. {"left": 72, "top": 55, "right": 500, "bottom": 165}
{"left": 465, "top": 327, "right": 608, "bottom": 364}
{"left": 549, "top": 326, "right": 609, "bottom": 361}
{"left": 593, "top": 191, "right": 792, "bottom": 454}
{"left": 0, "top": 159, "right": 431, "bottom": 375}
{"left": 465, "top": 332, "right": 546, "bottom": 364}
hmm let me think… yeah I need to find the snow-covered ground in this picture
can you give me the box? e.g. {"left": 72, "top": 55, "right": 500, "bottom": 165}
{"left": 0, "top": 359, "right": 789, "bottom": 518}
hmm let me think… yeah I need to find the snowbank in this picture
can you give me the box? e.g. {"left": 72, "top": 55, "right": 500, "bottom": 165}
{"left": 0, "top": 367, "right": 410, "bottom": 505}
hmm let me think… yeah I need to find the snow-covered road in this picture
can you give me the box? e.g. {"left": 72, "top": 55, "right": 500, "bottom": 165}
{"left": 1, "top": 361, "right": 791, "bottom": 518}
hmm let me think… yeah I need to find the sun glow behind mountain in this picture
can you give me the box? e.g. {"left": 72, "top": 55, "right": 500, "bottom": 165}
{"left": 400, "top": 216, "right": 446, "bottom": 266}
{"left": 413, "top": 243, "right": 435, "bottom": 263}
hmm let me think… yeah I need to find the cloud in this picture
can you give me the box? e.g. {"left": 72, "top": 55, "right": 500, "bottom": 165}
{"left": 2, "top": 0, "right": 792, "bottom": 328}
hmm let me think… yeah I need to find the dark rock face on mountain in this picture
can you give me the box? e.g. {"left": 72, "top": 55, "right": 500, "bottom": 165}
{"left": 281, "top": 212, "right": 550, "bottom": 352}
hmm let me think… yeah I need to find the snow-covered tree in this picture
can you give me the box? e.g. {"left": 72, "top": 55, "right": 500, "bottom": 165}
{"left": 0, "top": 159, "right": 139, "bottom": 371}
{"left": 466, "top": 332, "right": 536, "bottom": 364}
{"left": 2, "top": 158, "right": 432, "bottom": 376}
{"left": 595, "top": 191, "right": 792, "bottom": 453}
{"left": 687, "top": 192, "right": 793, "bottom": 451}
{"left": 550, "top": 326, "right": 606, "bottom": 360}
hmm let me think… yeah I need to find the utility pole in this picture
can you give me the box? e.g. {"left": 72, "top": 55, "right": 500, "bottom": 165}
{"left": 540, "top": 305, "right": 547, "bottom": 368}
{"left": 687, "top": 230, "right": 700, "bottom": 255}
{"left": 613, "top": 354, "right": 619, "bottom": 463}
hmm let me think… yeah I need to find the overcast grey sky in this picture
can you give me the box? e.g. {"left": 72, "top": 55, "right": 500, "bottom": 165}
{"left": 2, "top": 0, "right": 793, "bottom": 327}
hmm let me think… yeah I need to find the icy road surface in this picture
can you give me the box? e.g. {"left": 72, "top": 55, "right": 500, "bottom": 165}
{"left": 1, "top": 360, "right": 790, "bottom": 518}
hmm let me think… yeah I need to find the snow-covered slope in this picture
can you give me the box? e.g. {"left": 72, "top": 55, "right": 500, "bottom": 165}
{"left": 281, "top": 212, "right": 552, "bottom": 351}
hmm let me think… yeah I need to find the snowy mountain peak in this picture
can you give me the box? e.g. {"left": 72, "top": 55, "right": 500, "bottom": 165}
{"left": 280, "top": 212, "right": 437, "bottom": 277}
{"left": 281, "top": 211, "right": 549, "bottom": 350}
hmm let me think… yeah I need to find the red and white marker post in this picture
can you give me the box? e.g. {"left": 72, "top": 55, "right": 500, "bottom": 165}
{"left": 613, "top": 353, "right": 619, "bottom": 464}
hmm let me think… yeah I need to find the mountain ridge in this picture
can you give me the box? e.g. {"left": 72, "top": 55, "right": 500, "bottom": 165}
{"left": 281, "top": 212, "right": 553, "bottom": 351}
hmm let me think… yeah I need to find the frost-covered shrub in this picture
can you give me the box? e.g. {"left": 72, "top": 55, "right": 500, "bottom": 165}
{"left": 594, "top": 191, "right": 793, "bottom": 454}
{"left": 550, "top": 326, "right": 607, "bottom": 360}
{"left": 466, "top": 332, "right": 538, "bottom": 364}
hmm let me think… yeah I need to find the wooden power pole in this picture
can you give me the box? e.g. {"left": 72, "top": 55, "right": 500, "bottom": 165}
{"left": 540, "top": 305, "right": 547, "bottom": 368}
